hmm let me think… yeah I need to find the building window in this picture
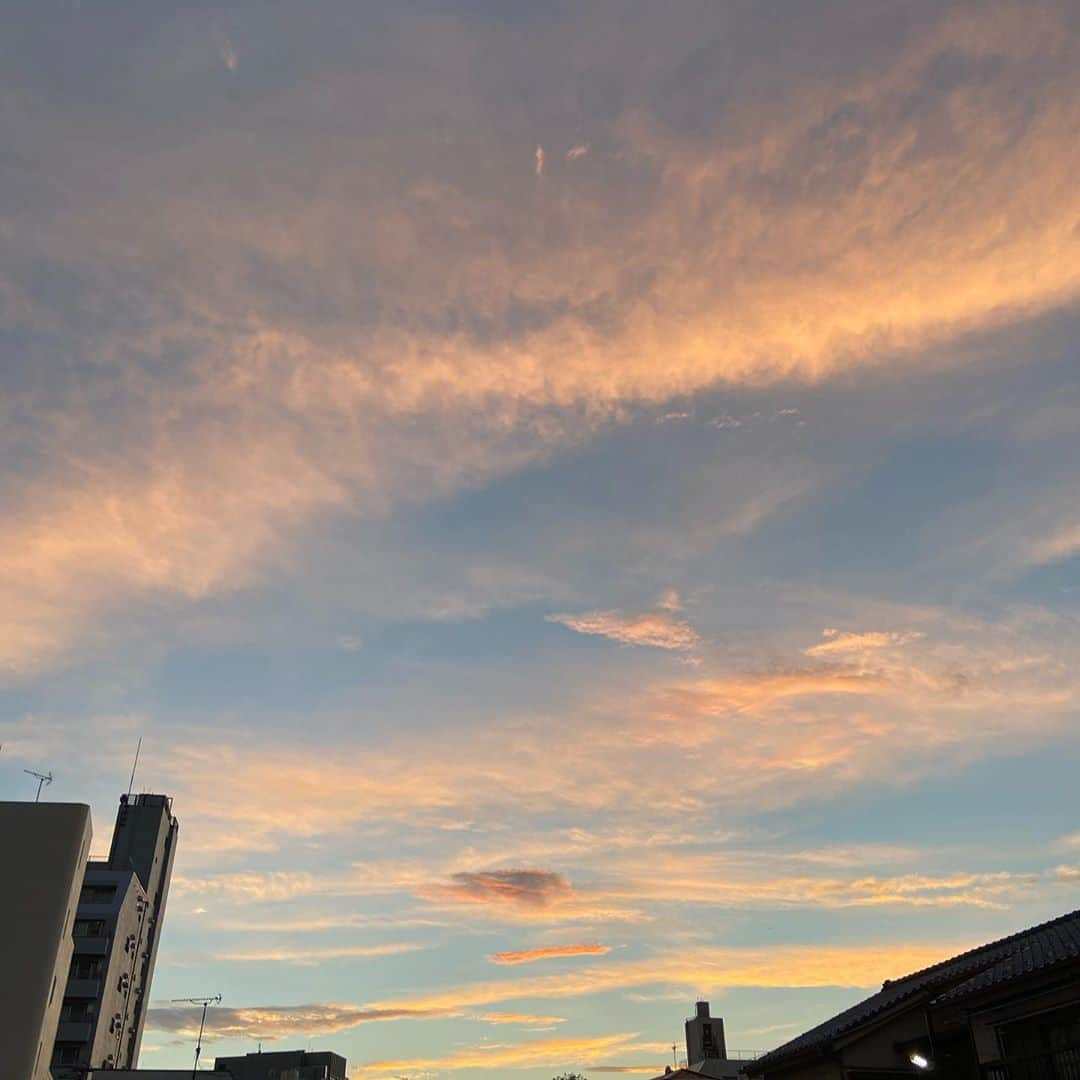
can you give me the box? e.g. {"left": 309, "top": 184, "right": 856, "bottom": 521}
{"left": 73, "top": 917, "right": 106, "bottom": 938}
{"left": 53, "top": 1044, "right": 83, "bottom": 1066}
{"left": 61, "top": 999, "right": 97, "bottom": 1022}
{"left": 71, "top": 956, "right": 104, "bottom": 979}
{"left": 80, "top": 884, "right": 116, "bottom": 905}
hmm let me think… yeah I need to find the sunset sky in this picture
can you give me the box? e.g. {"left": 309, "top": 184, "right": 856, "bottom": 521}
{"left": 2, "top": 1, "right": 1080, "bottom": 1077}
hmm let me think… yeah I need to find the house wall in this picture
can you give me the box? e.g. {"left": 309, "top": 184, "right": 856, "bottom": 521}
{"left": 760, "top": 1056, "right": 846, "bottom": 1080}
{"left": 841, "top": 1007, "right": 931, "bottom": 1071}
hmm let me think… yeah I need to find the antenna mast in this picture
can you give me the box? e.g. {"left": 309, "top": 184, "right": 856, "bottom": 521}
{"left": 127, "top": 736, "right": 143, "bottom": 798}
{"left": 24, "top": 768, "right": 53, "bottom": 802}
{"left": 170, "top": 994, "right": 222, "bottom": 1076}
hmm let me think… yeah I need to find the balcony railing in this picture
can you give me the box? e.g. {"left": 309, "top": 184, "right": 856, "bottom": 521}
{"left": 983, "top": 1045, "right": 1080, "bottom": 1080}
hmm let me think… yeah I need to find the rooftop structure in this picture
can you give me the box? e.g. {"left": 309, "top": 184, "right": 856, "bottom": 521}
{"left": 214, "top": 1049, "right": 349, "bottom": 1080}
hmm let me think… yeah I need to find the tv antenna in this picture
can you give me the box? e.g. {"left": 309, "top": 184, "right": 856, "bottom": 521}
{"left": 170, "top": 994, "right": 222, "bottom": 1076}
{"left": 24, "top": 768, "right": 53, "bottom": 802}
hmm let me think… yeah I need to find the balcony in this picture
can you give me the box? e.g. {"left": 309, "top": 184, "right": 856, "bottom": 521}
{"left": 72, "top": 935, "right": 110, "bottom": 955}
{"left": 983, "top": 1045, "right": 1080, "bottom": 1080}
{"left": 56, "top": 1020, "right": 93, "bottom": 1043}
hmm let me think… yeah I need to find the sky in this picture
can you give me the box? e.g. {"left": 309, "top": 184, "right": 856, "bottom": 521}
{"left": 2, "top": 0, "right": 1080, "bottom": 1076}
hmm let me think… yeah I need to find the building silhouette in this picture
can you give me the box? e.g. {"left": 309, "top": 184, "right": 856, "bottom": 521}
{"left": 687, "top": 1001, "right": 728, "bottom": 1065}
{"left": 747, "top": 908, "right": 1080, "bottom": 1080}
{"left": 85, "top": 1049, "right": 347, "bottom": 1079}
{"left": 0, "top": 801, "right": 93, "bottom": 1080}
{"left": 215, "top": 1049, "right": 349, "bottom": 1079}
{"left": 52, "top": 793, "right": 179, "bottom": 1076}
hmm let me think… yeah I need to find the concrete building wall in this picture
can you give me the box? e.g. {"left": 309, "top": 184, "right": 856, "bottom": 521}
{"left": 66, "top": 867, "right": 151, "bottom": 1069}
{"left": 0, "top": 801, "right": 92, "bottom": 1080}
{"left": 53, "top": 792, "right": 180, "bottom": 1076}
{"left": 109, "top": 793, "right": 180, "bottom": 1059}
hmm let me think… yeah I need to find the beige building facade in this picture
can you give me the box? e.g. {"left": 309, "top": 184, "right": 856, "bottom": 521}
{"left": 0, "top": 800, "right": 93, "bottom": 1080}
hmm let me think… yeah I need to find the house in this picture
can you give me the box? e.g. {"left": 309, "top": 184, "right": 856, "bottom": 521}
{"left": 746, "top": 908, "right": 1080, "bottom": 1080}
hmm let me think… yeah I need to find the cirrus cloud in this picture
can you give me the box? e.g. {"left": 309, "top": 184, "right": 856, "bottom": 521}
{"left": 490, "top": 944, "right": 612, "bottom": 966}
{"left": 547, "top": 609, "right": 701, "bottom": 651}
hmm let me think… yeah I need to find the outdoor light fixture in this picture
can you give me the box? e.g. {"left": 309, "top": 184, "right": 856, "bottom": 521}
{"left": 909, "top": 1052, "right": 931, "bottom": 1070}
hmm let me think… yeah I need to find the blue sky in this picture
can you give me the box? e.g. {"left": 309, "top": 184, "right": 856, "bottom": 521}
{"left": 2, "top": 1, "right": 1080, "bottom": 1077}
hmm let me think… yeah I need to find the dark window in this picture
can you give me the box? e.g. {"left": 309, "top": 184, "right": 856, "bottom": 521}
{"left": 70, "top": 956, "right": 104, "bottom": 979}
{"left": 73, "top": 918, "right": 106, "bottom": 938}
{"left": 60, "top": 999, "right": 96, "bottom": 1022}
{"left": 53, "top": 1044, "right": 83, "bottom": 1066}
{"left": 80, "top": 884, "right": 116, "bottom": 905}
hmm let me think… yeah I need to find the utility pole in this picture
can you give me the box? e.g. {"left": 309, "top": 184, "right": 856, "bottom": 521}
{"left": 170, "top": 995, "right": 222, "bottom": 1076}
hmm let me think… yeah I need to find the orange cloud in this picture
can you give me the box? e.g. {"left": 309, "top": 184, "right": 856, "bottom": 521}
{"left": 548, "top": 609, "right": 701, "bottom": 651}
{"left": 491, "top": 944, "right": 612, "bottom": 965}
{"left": 804, "top": 629, "right": 925, "bottom": 657}
{"left": 5, "top": 2, "right": 1080, "bottom": 673}
{"left": 145, "top": 940, "right": 999, "bottom": 1055}
{"left": 475, "top": 1013, "right": 567, "bottom": 1027}
{"left": 357, "top": 940, "right": 972, "bottom": 1018}
{"left": 351, "top": 1032, "right": 661, "bottom": 1080}
{"left": 421, "top": 869, "right": 572, "bottom": 910}
{"left": 171, "top": 943, "right": 426, "bottom": 966}
{"left": 148, "top": 612, "right": 1079, "bottom": 864}
{"left": 146, "top": 1003, "right": 454, "bottom": 1041}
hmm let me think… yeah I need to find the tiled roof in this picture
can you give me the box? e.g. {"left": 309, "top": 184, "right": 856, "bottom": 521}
{"left": 937, "top": 912, "right": 1080, "bottom": 1002}
{"left": 749, "top": 908, "right": 1080, "bottom": 1072}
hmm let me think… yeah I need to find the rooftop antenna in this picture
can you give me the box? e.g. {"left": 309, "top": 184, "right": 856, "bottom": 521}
{"left": 24, "top": 768, "right": 53, "bottom": 802}
{"left": 127, "top": 736, "right": 143, "bottom": 799}
{"left": 170, "top": 994, "right": 221, "bottom": 1077}
{"left": 673, "top": 1042, "right": 679, "bottom": 1069}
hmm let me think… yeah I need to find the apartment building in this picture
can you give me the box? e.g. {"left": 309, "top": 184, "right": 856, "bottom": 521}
{"left": 53, "top": 793, "right": 179, "bottom": 1076}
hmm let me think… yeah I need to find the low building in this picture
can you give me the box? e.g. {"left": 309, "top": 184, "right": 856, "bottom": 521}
{"left": 214, "top": 1049, "right": 349, "bottom": 1080}
{"left": 747, "top": 907, "right": 1080, "bottom": 1080}
{"left": 0, "top": 800, "right": 93, "bottom": 1080}
{"left": 87, "top": 1072, "right": 229, "bottom": 1079}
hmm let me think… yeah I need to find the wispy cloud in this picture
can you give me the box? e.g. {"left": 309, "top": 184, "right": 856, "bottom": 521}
{"left": 475, "top": 1013, "right": 568, "bottom": 1027}
{"left": 358, "top": 940, "right": 976, "bottom": 1017}
{"left": 351, "top": 1032, "right": 661, "bottom": 1080}
{"left": 171, "top": 943, "right": 426, "bottom": 966}
{"left": 212, "top": 26, "right": 238, "bottom": 72}
{"left": 146, "top": 1003, "right": 454, "bottom": 1040}
{"left": 420, "top": 870, "right": 572, "bottom": 910}
{"left": 5, "top": 2, "right": 1080, "bottom": 674}
{"left": 547, "top": 608, "right": 700, "bottom": 651}
{"left": 490, "top": 944, "right": 611, "bottom": 965}
{"left": 804, "top": 629, "right": 925, "bottom": 657}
